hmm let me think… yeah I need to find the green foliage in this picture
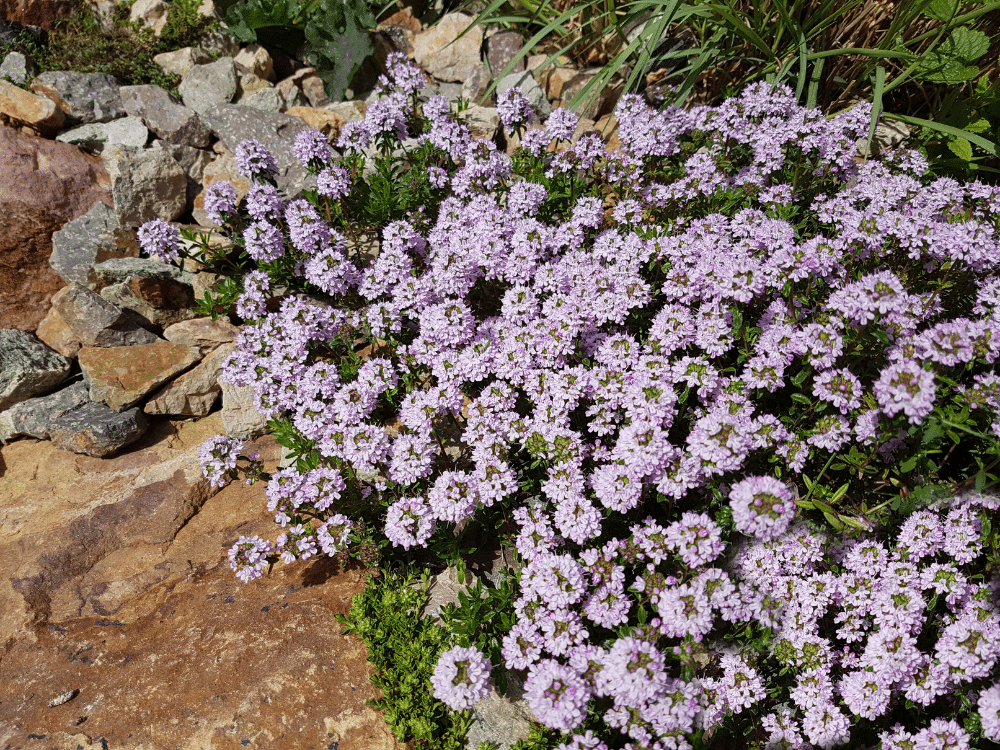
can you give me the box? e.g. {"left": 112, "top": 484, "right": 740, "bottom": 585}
{"left": 0, "top": 0, "right": 219, "bottom": 96}
{"left": 222, "top": 0, "right": 376, "bottom": 101}
{"left": 336, "top": 569, "right": 472, "bottom": 749}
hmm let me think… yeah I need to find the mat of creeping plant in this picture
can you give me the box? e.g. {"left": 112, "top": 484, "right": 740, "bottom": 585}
{"left": 138, "top": 51, "right": 1000, "bottom": 749}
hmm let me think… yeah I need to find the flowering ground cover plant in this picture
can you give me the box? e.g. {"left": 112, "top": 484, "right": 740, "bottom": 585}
{"left": 141, "top": 51, "right": 1000, "bottom": 748}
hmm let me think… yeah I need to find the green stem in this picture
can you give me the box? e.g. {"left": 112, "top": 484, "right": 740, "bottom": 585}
{"left": 801, "top": 451, "right": 838, "bottom": 506}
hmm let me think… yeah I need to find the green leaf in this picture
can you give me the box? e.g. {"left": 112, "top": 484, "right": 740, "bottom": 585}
{"left": 948, "top": 136, "right": 975, "bottom": 161}
{"left": 899, "top": 455, "right": 919, "bottom": 473}
{"left": 922, "top": 0, "right": 959, "bottom": 22}
{"left": 791, "top": 393, "right": 813, "bottom": 405}
{"left": 304, "top": 0, "right": 375, "bottom": 102}
{"left": 949, "top": 27, "right": 991, "bottom": 63}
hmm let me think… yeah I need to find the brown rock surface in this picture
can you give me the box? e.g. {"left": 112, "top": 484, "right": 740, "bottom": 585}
{"left": 0, "top": 126, "right": 112, "bottom": 332}
{"left": 80, "top": 341, "right": 201, "bottom": 411}
{"left": 144, "top": 342, "right": 233, "bottom": 416}
{"left": 0, "top": 78, "right": 65, "bottom": 133}
{"left": 163, "top": 316, "right": 240, "bottom": 355}
{"left": 0, "top": 416, "right": 399, "bottom": 749}
{"left": 0, "top": 0, "right": 77, "bottom": 28}
{"left": 285, "top": 105, "right": 346, "bottom": 142}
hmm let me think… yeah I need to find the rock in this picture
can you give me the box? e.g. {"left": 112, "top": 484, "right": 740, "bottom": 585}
{"left": 234, "top": 43, "right": 275, "bottom": 82}
{"left": 144, "top": 341, "right": 233, "bottom": 416}
{"left": 496, "top": 71, "right": 552, "bottom": 119}
{"left": 80, "top": 341, "right": 201, "bottom": 412}
{"left": 413, "top": 12, "right": 483, "bottom": 83}
{"left": 221, "top": 378, "right": 269, "bottom": 440}
{"left": 55, "top": 116, "right": 149, "bottom": 151}
{"left": 49, "top": 201, "right": 140, "bottom": 288}
{"left": 178, "top": 57, "right": 238, "bottom": 115}
{"left": 300, "top": 73, "right": 329, "bottom": 108}
{"left": 238, "top": 85, "right": 285, "bottom": 113}
{"left": 463, "top": 106, "right": 500, "bottom": 142}
{"left": 0, "top": 78, "right": 65, "bottom": 134}
{"left": 102, "top": 145, "right": 187, "bottom": 227}
{"left": 91, "top": 256, "right": 194, "bottom": 287}
{"left": 199, "top": 104, "right": 314, "bottom": 194}
{"left": 0, "top": 415, "right": 398, "bottom": 748}
{"left": 47, "top": 688, "right": 79, "bottom": 707}
{"left": 486, "top": 30, "right": 525, "bottom": 77}
{"left": 376, "top": 23, "right": 415, "bottom": 58}
{"left": 120, "top": 84, "right": 212, "bottom": 148}
{"left": 466, "top": 681, "right": 534, "bottom": 750}
{"left": 129, "top": 0, "right": 171, "bottom": 35}
{"left": 0, "top": 4, "right": 71, "bottom": 30}
{"left": 237, "top": 72, "right": 274, "bottom": 98}
{"left": 162, "top": 317, "right": 239, "bottom": 355}
{"left": 462, "top": 63, "right": 492, "bottom": 106}
{"left": 48, "top": 401, "right": 149, "bottom": 456}
{"left": 0, "top": 127, "right": 111, "bottom": 331}
{"left": 276, "top": 77, "right": 309, "bottom": 110}
{"left": 152, "top": 140, "right": 214, "bottom": 210}
{"left": 0, "top": 50, "right": 40, "bottom": 85}
{"left": 152, "top": 46, "right": 212, "bottom": 77}
{"left": 43, "top": 282, "right": 161, "bottom": 350}
{"left": 0, "top": 380, "right": 89, "bottom": 441}
{"left": 34, "top": 304, "right": 82, "bottom": 358}
{"left": 541, "top": 66, "right": 579, "bottom": 102}
{"left": 31, "top": 70, "right": 125, "bottom": 125}
{"left": 0, "top": 329, "right": 71, "bottom": 411}
{"left": 556, "top": 72, "right": 621, "bottom": 120}
{"left": 100, "top": 274, "right": 198, "bottom": 329}
{"left": 325, "top": 100, "right": 367, "bottom": 122}
{"left": 199, "top": 28, "right": 241, "bottom": 57}
{"left": 192, "top": 152, "right": 251, "bottom": 227}
{"left": 382, "top": 6, "right": 421, "bottom": 34}
{"left": 285, "top": 106, "right": 345, "bottom": 141}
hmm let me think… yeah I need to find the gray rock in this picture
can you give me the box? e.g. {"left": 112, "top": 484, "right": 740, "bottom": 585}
{"left": 199, "top": 104, "right": 315, "bottom": 194}
{"left": 198, "top": 29, "right": 240, "bottom": 58}
{"left": 30, "top": 71, "right": 125, "bottom": 124}
{"left": 162, "top": 317, "right": 239, "bottom": 355}
{"left": 100, "top": 274, "right": 197, "bottom": 329}
{"left": 324, "top": 100, "right": 366, "bottom": 122}
{"left": 0, "top": 380, "right": 90, "bottom": 441}
{"left": 130, "top": 0, "right": 171, "bottom": 35}
{"left": 466, "top": 681, "right": 534, "bottom": 750}
{"left": 234, "top": 44, "right": 275, "bottom": 82}
{"left": 120, "top": 84, "right": 212, "bottom": 148}
{"left": 220, "top": 378, "right": 268, "bottom": 440}
{"left": 463, "top": 106, "right": 500, "bottom": 142}
{"left": 91, "top": 256, "right": 194, "bottom": 286}
{"left": 47, "top": 282, "right": 161, "bottom": 348}
{"left": 0, "top": 51, "right": 40, "bottom": 86}
{"left": 413, "top": 12, "right": 483, "bottom": 82}
{"left": 48, "top": 401, "right": 149, "bottom": 457}
{"left": 462, "top": 64, "right": 493, "bottom": 106}
{"left": 102, "top": 145, "right": 187, "bottom": 227}
{"left": 49, "top": 201, "right": 140, "bottom": 288}
{"left": 496, "top": 71, "right": 552, "bottom": 119}
{"left": 55, "top": 116, "right": 149, "bottom": 152}
{"left": 178, "top": 57, "right": 238, "bottom": 115}
{"left": 238, "top": 86, "right": 284, "bottom": 113}
{"left": 486, "top": 30, "right": 525, "bottom": 78}
{"left": 275, "top": 78, "right": 308, "bottom": 110}
{"left": 152, "top": 141, "right": 215, "bottom": 210}
{"left": 0, "top": 330, "right": 72, "bottom": 412}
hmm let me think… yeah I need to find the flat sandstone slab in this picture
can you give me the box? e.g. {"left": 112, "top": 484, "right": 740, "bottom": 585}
{"left": 80, "top": 341, "right": 201, "bottom": 411}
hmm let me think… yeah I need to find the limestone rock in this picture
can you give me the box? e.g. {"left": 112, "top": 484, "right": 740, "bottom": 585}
{"left": 556, "top": 72, "right": 621, "bottom": 120}
{"left": 325, "top": 100, "right": 366, "bottom": 122}
{"left": 300, "top": 73, "right": 329, "bottom": 108}
{"left": 47, "top": 401, "right": 148, "bottom": 456}
{"left": 80, "top": 341, "right": 200, "bottom": 412}
{"left": 541, "top": 66, "right": 579, "bottom": 102}
{"left": 55, "top": 116, "right": 150, "bottom": 152}
{"left": 120, "top": 84, "right": 212, "bottom": 148}
{"left": 31, "top": 70, "right": 125, "bottom": 124}
{"left": 275, "top": 76, "right": 309, "bottom": 110}
{"left": 237, "top": 72, "right": 273, "bottom": 98}
{"left": 102, "top": 145, "right": 187, "bottom": 227}
{"left": 152, "top": 46, "right": 212, "bottom": 77}
{"left": 0, "top": 50, "right": 40, "bottom": 85}
{"left": 0, "top": 79, "right": 65, "bottom": 134}
{"left": 178, "top": 57, "right": 238, "bottom": 115}
{"left": 237, "top": 85, "right": 284, "bottom": 113}
{"left": 49, "top": 201, "right": 140, "bottom": 288}
{"left": 129, "top": 0, "right": 171, "bottom": 35}
{"left": 45, "top": 282, "right": 161, "bottom": 349}
{"left": 91, "top": 256, "right": 193, "bottom": 287}
{"left": 0, "top": 380, "right": 90, "bottom": 441}
{"left": 152, "top": 140, "right": 214, "bottom": 210}
{"left": 221, "top": 378, "right": 268, "bottom": 440}
{"left": 199, "top": 28, "right": 240, "bottom": 57}
{"left": 163, "top": 316, "right": 239, "bottom": 354}
{"left": 496, "top": 71, "right": 552, "bottom": 119}
{"left": 0, "top": 329, "right": 72, "bottom": 411}
{"left": 413, "top": 12, "right": 483, "bottom": 83}
{"left": 466, "top": 681, "right": 534, "bottom": 750}
{"left": 199, "top": 104, "right": 313, "bottom": 194}
{"left": 145, "top": 341, "right": 233, "bottom": 416}
{"left": 285, "top": 106, "right": 345, "bottom": 141}
{"left": 234, "top": 43, "right": 275, "bottom": 82}
{"left": 462, "top": 63, "right": 492, "bottom": 106}
{"left": 99, "top": 274, "right": 198, "bottom": 329}
{"left": 463, "top": 106, "right": 500, "bottom": 142}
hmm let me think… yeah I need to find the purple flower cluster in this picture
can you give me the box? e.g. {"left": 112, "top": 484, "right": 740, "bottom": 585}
{"left": 138, "top": 218, "right": 182, "bottom": 263}
{"left": 199, "top": 435, "right": 244, "bottom": 487}
{"left": 431, "top": 645, "right": 492, "bottom": 710}
{"left": 194, "top": 55, "right": 1000, "bottom": 743}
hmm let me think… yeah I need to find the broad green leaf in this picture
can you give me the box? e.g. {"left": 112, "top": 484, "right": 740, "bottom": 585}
{"left": 923, "top": 0, "right": 959, "bottom": 21}
{"left": 950, "top": 27, "right": 991, "bottom": 62}
{"left": 913, "top": 52, "right": 979, "bottom": 84}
